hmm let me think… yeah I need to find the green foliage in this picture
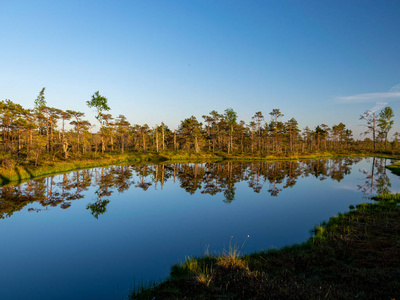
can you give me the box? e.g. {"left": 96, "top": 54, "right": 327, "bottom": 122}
{"left": 86, "top": 91, "right": 110, "bottom": 125}
{"left": 178, "top": 116, "right": 204, "bottom": 152}
{"left": 378, "top": 106, "right": 395, "bottom": 150}
{"left": 224, "top": 108, "right": 237, "bottom": 126}
{"left": 378, "top": 106, "right": 394, "bottom": 134}
{"left": 34, "top": 87, "right": 46, "bottom": 111}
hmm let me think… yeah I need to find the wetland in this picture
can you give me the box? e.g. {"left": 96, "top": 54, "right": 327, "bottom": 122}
{"left": 0, "top": 157, "right": 398, "bottom": 299}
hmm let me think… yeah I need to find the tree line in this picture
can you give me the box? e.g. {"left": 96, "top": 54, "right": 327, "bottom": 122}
{"left": 0, "top": 88, "right": 397, "bottom": 166}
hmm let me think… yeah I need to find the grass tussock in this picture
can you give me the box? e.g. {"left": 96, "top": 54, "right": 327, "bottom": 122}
{"left": 132, "top": 194, "right": 400, "bottom": 299}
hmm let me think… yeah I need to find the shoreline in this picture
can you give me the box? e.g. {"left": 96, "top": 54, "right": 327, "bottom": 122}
{"left": 0, "top": 151, "right": 398, "bottom": 186}
{"left": 132, "top": 192, "right": 400, "bottom": 299}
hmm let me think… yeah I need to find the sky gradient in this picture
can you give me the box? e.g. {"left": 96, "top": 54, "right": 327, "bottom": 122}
{"left": 1, "top": 0, "right": 400, "bottom": 137}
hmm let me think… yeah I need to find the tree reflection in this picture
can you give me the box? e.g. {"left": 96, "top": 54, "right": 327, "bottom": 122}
{"left": 87, "top": 166, "right": 118, "bottom": 219}
{"left": 134, "top": 165, "right": 152, "bottom": 191}
{"left": 1, "top": 157, "right": 390, "bottom": 219}
{"left": 223, "top": 184, "right": 235, "bottom": 203}
{"left": 87, "top": 197, "right": 110, "bottom": 219}
{"left": 357, "top": 157, "right": 391, "bottom": 197}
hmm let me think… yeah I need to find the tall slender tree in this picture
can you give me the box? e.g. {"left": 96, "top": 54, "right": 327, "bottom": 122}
{"left": 378, "top": 106, "right": 394, "bottom": 150}
{"left": 87, "top": 91, "right": 110, "bottom": 154}
{"left": 252, "top": 112, "right": 264, "bottom": 152}
{"left": 224, "top": 108, "right": 237, "bottom": 154}
{"left": 67, "top": 110, "right": 85, "bottom": 154}
{"left": 270, "top": 109, "right": 284, "bottom": 152}
{"left": 34, "top": 87, "right": 46, "bottom": 111}
{"left": 59, "top": 110, "right": 71, "bottom": 158}
{"left": 360, "top": 110, "right": 378, "bottom": 151}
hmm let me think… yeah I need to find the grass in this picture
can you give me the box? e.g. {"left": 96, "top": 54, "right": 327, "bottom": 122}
{"left": 386, "top": 161, "right": 400, "bottom": 176}
{"left": 130, "top": 280, "right": 160, "bottom": 299}
{"left": 132, "top": 193, "right": 400, "bottom": 299}
{"left": 216, "top": 235, "right": 251, "bottom": 270}
{"left": 0, "top": 154, "right": 138, "bottom": 185}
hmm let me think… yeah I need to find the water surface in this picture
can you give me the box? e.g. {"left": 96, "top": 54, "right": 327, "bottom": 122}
{"left": 0, "top": 157, "right": 397, "bottom": 300}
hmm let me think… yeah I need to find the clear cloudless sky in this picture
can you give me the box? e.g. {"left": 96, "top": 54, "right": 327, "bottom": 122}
{"left": 1, "top": 0, "right": 400, "bottom": 137}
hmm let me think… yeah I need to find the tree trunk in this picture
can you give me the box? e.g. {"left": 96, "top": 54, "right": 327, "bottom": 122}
{"left": 76, "top": 123, "right": 81, "bottom": 154}
{"left": 156, "top": 130, "right": 159, "bottom": 153}
{"left": 174, "top": 130, "right": 177, "bottom": 151}
{"left": 17, "top": 128, "right": 21, "bottom": 152}
{"left": 46, "top": 117, "right": 49, "bottom": 153}
{"left": 195, "top": 136, "right": 199, "bottom": 152}
{"left": 50, "top": 118, "right": 53, "bottom": 153}
{"left": 162, "top": 124, "right": 165, "bottom": 150}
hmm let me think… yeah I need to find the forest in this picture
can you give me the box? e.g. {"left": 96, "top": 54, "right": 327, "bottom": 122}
{"left": 0, "top": 88, "right": 397, "bottom": 169}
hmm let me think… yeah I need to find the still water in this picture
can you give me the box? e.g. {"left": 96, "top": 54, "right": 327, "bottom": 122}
{"left": 0, "top": 157, "right": 398, "bottom": 300}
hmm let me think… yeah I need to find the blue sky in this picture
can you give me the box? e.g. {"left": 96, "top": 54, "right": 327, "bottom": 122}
{"left": 1, "top": 0, "right": 400, "bottom": 137}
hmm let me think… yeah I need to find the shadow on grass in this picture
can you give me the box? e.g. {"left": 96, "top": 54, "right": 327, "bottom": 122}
{"left": 0, "top": 165, "right": 35, "bottom": 187}
{"left": 0, "top": 174, "right": 10, "bottom": 185}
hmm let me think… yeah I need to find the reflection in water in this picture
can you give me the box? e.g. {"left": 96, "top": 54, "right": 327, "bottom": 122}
{"left": 357, "top": 157, "right": 393, "bottom": 197}
{"left": 0, "top": 157, "right": 392, "bottom": 220}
